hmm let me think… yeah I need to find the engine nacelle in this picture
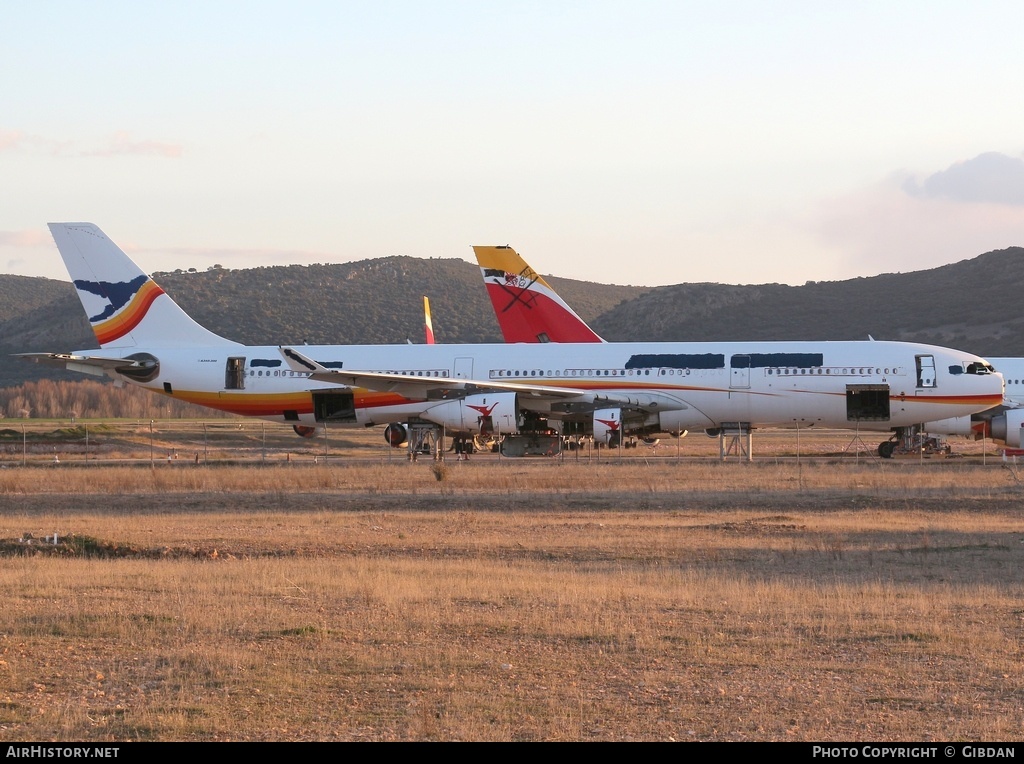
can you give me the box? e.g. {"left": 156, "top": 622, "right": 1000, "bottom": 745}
{"left": 593, "top": 408, "right": 622, "bottom": 447}
{"left": 117, "top": 352, "right": 160, "bottom": 383}
{"left": 988, "top": 407, "right": 1024, "bottom": 447}
{"left": 422, "top": 393, "right": 518, "bottom": 435}
{"left": 922, "top": 416, "right": 989, "bottom": 439}
{"left": 383, "top": 423, "right": 408, "bottom": 448}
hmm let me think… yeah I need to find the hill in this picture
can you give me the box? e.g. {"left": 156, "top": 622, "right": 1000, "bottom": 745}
{"left": 591, "top": 247, "right": 1024, "bottom": 356}
{"left": 3, "top": 246, "right": 1024, "bottom": 390}
{"left": 0, "top": 257, "right": 647, "bottom": 387}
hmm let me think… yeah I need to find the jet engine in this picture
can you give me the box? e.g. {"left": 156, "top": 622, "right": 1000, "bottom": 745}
{"left": 593, "top": 408, "right": 622, "bottom": 447}
{"left": 116, "top": 352, "right": 160, "bottom": 383}
{"left": 383, "top": 423, "right": 408, "bottom": 447}
{"left": 921, "top": 416, "right": 986, "bottom": 439}
{"left": 989, "top": 408, "right": 1024, "bottom": 448}
{"left": 422, "top": 393, "right": 518, "bottom": 435}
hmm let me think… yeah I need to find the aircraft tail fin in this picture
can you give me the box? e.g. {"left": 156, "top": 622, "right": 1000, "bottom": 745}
{"left": 48, "top": 223, "right": 239, "bottom": 349}
{"left": 423, "top": 296, "right": 435, "bottom": 344}
{"left": 473, "top": 245, "right": 605, "bottom": 343}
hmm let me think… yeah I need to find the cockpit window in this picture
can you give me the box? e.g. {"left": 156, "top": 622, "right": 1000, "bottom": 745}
{"left": 948, "top": 365, "right": 963, "bottom": 375}
{"left": 965, "top": 362, "right": 992, "bottom": 375}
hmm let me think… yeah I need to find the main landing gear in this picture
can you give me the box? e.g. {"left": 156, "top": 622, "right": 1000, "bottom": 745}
{"left": 877, "top": 426, "right": 952, "bottom": 458}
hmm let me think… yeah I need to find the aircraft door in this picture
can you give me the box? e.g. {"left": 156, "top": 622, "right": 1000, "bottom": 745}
{"left": 312, "top": 391, "right": 356, "bottom": 423}
{"left": 225, "top": 357, "right": 246, "bottom": 390}
{"left": 730, "top": 354, "right": 751, "bottom": 389}
{"left": 846, "top": 384, "right": 890, "bottom": 422}
{"left": 916, "top": 355, "right": 936, "bottom": 388}
{"left": 454, "top": 357, "right": 474, "bottom": 380}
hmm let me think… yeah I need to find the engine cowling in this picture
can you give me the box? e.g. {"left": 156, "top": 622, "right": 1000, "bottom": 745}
{"left": 921, "top": 416, "right": 982, "bottom": 439}
{"left": 593, "top": 408, "right": 622, "bottom": 447}
{"left": 117, "top": 352, "right": 160, "bottom": 383}
{"left": 383, "top": 423, "right": 408, "bottom": 448}
{"left": 988, "top": 408, "right": 1024, "bottom": 448}
{"left": 422, "top": 393, "right": 518, "bottom": 435}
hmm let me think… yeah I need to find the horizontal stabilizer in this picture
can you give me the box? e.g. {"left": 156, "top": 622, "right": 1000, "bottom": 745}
{"left": 16, "top": 352, "right": 152, "bottom": 379}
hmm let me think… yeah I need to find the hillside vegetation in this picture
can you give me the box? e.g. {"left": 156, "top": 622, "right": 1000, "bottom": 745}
{"left": 0, "top": 257, "right": 646, "bottom": 387}
{"left": 3, "top": 246, "right": 1024, "bottom": 393}
{"left": 593, "top": 247, "right": 1024, "bottom": 354}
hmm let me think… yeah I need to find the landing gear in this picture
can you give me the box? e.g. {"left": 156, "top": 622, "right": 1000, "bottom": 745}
{"left": 498, "top": 412, "right": 562, "bottom": 457}
{"left": 877, "top": 426, "right": 953, "bottom": 459}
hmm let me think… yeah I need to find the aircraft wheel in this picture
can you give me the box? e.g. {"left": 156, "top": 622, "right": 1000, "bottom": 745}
{"left": 877, "top": 441, "right": 895, "bottom": 459}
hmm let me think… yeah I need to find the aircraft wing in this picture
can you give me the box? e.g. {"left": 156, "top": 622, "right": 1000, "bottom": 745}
{"left": 280, "top": 347, "right": 685, "bottom": 414}
{"left": 16, "top": 352, "right": 151, "bottom": 379}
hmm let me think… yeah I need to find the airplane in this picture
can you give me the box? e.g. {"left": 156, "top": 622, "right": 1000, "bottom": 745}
{"left": 986, "top": 358, "right": 1024, "bottom": 451}
{"left": 473, "top": 245, "right": 648, "bottom": 450}
{"left": 922, "top": 356, "right": 1024, "bottom": 452}
{"left": 473, "top": 245, "right": 605, "bottom": 343}
{"left": 472, "top": 245, "right": 1024, "bottom": 457}
{"left": 20, "top": 223, "right": 1005, "bottom": 459}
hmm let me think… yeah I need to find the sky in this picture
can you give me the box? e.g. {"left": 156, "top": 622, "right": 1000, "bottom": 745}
{"left": 4, "top": 1, "right": 1024, "bottom": 287}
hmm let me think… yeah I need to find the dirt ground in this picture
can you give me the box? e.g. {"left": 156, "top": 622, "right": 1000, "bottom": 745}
{"left": 0, "top": 426, "right": 1021, "bottom": 741}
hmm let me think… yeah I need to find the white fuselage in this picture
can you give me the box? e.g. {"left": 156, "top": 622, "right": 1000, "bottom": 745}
{"left": 91, "top": 339, "right": 1005, "bottom": 434}
{"left": 988, "top": 358, "right": 1024, "bottom": 407}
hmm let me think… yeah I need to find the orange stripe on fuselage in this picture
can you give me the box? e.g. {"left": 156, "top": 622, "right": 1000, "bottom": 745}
{"left": 148, "top": 387, "right": 414, "bottom": 418}
{"left": 92, "top": 280, "right": 165, "bottom": 345}
{"left": 142, "top": 383, "right": 1003, "bottom": 420}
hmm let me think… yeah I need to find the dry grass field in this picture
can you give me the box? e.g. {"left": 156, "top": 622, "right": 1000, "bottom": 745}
{"left": 0, "top": 421, "right": 1021, "bottom": 741}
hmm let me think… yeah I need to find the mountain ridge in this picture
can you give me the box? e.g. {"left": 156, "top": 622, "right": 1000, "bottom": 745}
{"left": 2, "top": 247, "right": 1022, "bottom": 388}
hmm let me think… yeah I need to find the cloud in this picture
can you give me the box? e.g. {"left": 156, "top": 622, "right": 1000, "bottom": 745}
{"left": 0, "top": 130, "right": 182, "bottom": 158}
{"left": 85, "top": 131, "right": 183, "bottom": 158}
{"left": 903, "top": 152, "right": 1024, "bottom": 205}
{"left": 0, "top": 130, "right": 76, "bottom": 156}
{"left": 0, "top": 229, "right": 50, "bottom": 247}
{"left": 0, "top": 130, "right": 25, "bottom": 152}
{"left": 807, "top": 165, "right": 1024, "bottom": 280}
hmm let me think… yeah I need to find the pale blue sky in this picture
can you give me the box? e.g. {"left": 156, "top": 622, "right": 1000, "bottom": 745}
{"left": 4, "top": 1, "right": 1024, "bottom": 286}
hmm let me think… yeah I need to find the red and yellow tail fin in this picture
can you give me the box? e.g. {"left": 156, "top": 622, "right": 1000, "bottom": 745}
{"left": 423, "top": 296, "right": 435, "bottom": 344}
{"left": 473, "top": 245, "right": 604, "bottom": 343}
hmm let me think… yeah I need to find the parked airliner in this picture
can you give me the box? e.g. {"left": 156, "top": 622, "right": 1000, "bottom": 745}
{"left": 924, "top": 357, "right": 1024, "bottom": 450}
{"left": 20, "top": 223, "right": 1004, "bottom": 456}
{"left": 473, "top": 245, "right": 1024, "bottom": 456}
